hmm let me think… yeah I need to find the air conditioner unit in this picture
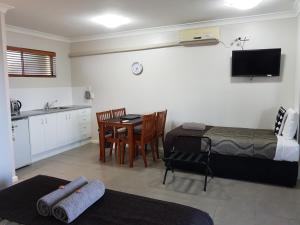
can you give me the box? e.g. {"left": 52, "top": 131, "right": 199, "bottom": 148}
{"left": 179, "top": 27, "right": 220, "bottom": 46}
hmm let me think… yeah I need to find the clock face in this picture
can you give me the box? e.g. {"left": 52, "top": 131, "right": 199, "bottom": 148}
{"left": 132, "top": 62, "right": 143, "bottom": 75}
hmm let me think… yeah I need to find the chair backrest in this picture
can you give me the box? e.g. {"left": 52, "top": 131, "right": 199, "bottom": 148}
{"left": 112, "top": 108, "right": 126, "bottom": 118}
{"left": 141, "top": 113, "right": 156, "bottom": 143}
{"left": 156, "top": 110, "right": 167, "bottom": 137}
{"left": 96, "top": 110, "right": 112, "bottom": 127}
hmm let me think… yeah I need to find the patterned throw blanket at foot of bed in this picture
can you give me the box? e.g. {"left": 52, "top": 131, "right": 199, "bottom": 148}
{"left": 205, "top": 127, "right": 277, "bottom": 159}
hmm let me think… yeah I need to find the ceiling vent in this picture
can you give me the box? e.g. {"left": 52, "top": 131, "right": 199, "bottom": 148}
{"left": 179, "top": 27, "right": 220, "bottom": 46}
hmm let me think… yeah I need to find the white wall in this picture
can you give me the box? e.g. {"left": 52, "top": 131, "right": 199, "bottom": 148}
{"left": 0, "top": 12, "right": 14, "bottom": 189}
{"left": 295, "top": 14, "right": 300, "bottom": 142}
{"left": 296, "top": 15, "right": 300, "bottom": 110}
{"left": 7, "top": 32, "right": 72, "bottom": 110}
{"left": 70, "top": 18, "right": 297, "bottom": 140}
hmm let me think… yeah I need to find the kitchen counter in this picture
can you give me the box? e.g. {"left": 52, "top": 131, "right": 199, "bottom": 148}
{"left": 11, "top": 105, "right": 92, "bottom": 121}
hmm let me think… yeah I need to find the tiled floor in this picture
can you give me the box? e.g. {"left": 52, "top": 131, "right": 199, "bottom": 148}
{"left": 17, "top": 143, "right": 300, "bottom": 225}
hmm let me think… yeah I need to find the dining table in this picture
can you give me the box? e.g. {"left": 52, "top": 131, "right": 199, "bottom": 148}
{"left": 98, "top": 116, "right": 142, "bottom": 167}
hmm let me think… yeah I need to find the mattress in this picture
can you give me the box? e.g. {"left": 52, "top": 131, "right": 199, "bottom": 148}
{"left": 164, "top": 125, "right": 299, "bottom": 162}
{"left": 0, "top": 175, "right": 213, "bottom": 225}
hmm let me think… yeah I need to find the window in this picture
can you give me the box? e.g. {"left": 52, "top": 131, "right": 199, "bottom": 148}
{"left": 7, "top": 46, "right": 56, "bottom": 77}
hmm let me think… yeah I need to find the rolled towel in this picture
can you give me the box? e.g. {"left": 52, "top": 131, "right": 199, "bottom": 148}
{"left": 52, "top": 180, "right": 105, "bottom": 224}
{"left": 37, "top": 176, "right": 88, "bottom": 216}
{"left": 182, "top": 122, "right": 206, "bottom": 131}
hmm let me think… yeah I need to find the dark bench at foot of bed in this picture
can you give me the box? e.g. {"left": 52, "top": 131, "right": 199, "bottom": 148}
{"left": 0, "top": 175, "right": 213, "bottom": 225}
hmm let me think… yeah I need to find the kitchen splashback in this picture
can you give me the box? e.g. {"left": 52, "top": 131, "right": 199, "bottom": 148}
{"left": 9, "top": 87, "right": 73, "bottom": 111}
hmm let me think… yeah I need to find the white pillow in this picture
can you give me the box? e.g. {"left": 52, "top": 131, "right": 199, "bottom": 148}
{"left": 282, "top": 109, "right": 299, "bottom": 140}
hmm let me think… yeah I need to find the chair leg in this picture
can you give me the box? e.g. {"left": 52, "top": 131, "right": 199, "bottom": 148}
{"left": 119, "top": 142, "right": 124, "bottom": 164}
{"left": 156, "top": 138, "right": 159, "bottom": 159}
{"left": 109, "top": 144, "right": 113, "bottom": 156}
{"left": 140, "top": 144, "right": 148, "bottom": 167}
{"left": 117, "top": 141, "right": 121, "bottom": 164}
{"left": 135, "top": 145, "right": 139, "bottom": 158}
{"left": 150, "top": 141, "right": 156, "bottom": 161}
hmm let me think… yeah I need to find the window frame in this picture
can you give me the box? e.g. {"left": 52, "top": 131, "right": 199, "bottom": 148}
{"left": 7, "top": 46, "right": 57, "bottom": 78}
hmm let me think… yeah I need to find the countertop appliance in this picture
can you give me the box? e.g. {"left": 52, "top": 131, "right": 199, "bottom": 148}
{"left": 10, "top": 99, "right": 22, "bottom": 115}
{"left": 12, "top": 118, "right": 31, "bottom": 169}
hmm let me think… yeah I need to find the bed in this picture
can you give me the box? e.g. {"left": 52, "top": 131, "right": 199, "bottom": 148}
{"left": 0, "top": 175, "right": 213, "bottom": 225}
{"left": 164, "top": 126, "right": 299, "bottom": 187}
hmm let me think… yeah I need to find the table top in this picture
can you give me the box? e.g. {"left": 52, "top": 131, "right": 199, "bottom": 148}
{"left": 99, "top": 116, "right": 142, "bottom": 127}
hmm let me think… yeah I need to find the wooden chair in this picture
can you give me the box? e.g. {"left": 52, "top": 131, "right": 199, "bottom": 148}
{"left": 156, "top": 110, "right": 167, "bottom": 158}
{"left": 120, "top": 113, "right": 157, "bottom": 167}
{"left": 96, "top": 110, "right": 120, "bottom": 159}
{"left": 111, "top": 107, "right": 128, "bottom": 137}
{"left": 112, "top": 108, "right": 126, "bottom": 118}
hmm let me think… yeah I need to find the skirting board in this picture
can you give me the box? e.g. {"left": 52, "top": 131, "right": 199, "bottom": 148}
{"left": 31, "top": 138, "right": 92, "bottom": 163}
{"left": 91, "top": 139, "right": 99, "bottom": 144}
{"left": 12, "top": 176, "right": 18, "bottom": 184}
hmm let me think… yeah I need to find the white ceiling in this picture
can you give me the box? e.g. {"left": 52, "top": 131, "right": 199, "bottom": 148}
{"left": 0, "top": 0, "right": 297, "bottom": 38}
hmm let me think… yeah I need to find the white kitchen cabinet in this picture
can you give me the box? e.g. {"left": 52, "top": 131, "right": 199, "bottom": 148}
{"left": 78, "top": 108, "right": 92, "bottom": 140}
{"left": 57, "top": 110, "right": 81, "bottom": 147}
{"left": 29, "top": 108, "right": 91, "bottom": 157}
{"left": 70, "top": 110, "right": 80, "bottom": 143}
{"left": 29, "top": 115, "right": 46, "bottom": 155}
{"left": 44, "top": 114, "right": 57, "bottom": 150}
{"left": 29, "top": 114, "right": 57, "bottom": 155}
{"left": 56, "top": 112, "right": 69, "bottom": 147}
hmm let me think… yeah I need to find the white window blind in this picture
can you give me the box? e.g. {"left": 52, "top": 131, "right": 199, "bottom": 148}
{"left": 7, "top": 46, "right": 56, "bottom": 77}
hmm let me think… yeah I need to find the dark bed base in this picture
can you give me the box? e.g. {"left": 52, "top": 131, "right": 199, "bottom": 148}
{"left": 169, "top": 153, "right": 298, "bottom": 187}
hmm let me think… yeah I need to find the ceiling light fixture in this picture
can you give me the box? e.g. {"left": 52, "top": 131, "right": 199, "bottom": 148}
{"left": 91, "top": 14, "right": 131, "bottom": 29}
{"left": 225, "top": 0, "right": 263, "bottom": 10}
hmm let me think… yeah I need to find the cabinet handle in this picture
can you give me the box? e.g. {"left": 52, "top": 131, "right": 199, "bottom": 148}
{"left": 41, "top": 119, "right": 44, "bottom": 125}
{"left": 45, "top": 118, "right": 48, "bottom": 124}
{"left": 69, "top": 114, "right": 71, "bottom": 120}
{"left": 65, "top": 115, "right": 67, "bottom": 120}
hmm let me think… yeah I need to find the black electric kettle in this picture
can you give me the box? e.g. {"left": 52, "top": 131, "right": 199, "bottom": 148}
{"left": 10, "top": 99, "right": 22, "bottom": 115}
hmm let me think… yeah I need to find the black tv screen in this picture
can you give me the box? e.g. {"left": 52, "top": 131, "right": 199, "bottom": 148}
{"left": 232, "top": 48, "right": 281, "bottom": 77}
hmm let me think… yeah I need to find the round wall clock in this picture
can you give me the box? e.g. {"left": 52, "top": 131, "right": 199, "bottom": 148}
{"left": 131, "top": 62, "right": 143, "bottom": 75}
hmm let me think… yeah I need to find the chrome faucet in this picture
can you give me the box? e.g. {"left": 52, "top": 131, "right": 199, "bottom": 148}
{"left": 44, "top": 100, "right": 58, "bottom": 110}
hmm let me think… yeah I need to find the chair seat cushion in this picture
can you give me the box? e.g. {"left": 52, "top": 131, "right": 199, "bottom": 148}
{"left": 117, "top": 127, "right": 127, "bottom": 133}
{"left": 105, "top": 130, "right": 113, "bottom": 138}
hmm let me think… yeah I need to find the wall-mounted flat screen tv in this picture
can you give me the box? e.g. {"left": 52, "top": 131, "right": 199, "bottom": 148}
{"left": 232, "top": 48, "right": 281, "bottom": 77}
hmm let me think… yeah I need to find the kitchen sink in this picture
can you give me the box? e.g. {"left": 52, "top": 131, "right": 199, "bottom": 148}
{"left": 49, "top": 106, "right": 73, "bottom": 110}
{"left": 32, "top": 106, "right": 73, "bottom": 112}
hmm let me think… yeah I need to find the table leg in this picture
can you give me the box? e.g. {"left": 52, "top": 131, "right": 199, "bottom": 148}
{"left": 99, "top": 124, "right": 105, "bottom": 162}
{"left": 128, "top": 125, "right": 134, "bottom": 167}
